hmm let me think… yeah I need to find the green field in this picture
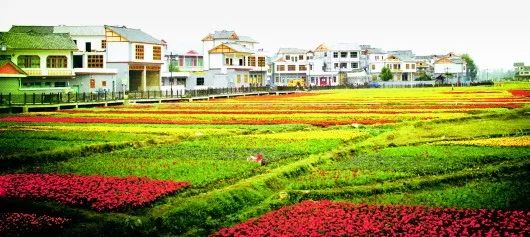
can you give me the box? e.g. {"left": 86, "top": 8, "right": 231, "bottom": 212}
{"left": 1, "top": 84, "right": 529, "bottom": 236}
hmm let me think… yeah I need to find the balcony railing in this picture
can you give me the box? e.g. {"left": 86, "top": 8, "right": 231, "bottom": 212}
{"left": 22, "top": 68, "right": 75, "bottom": 77}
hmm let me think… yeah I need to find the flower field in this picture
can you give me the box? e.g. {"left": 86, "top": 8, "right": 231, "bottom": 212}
{"left": 0, "top": 174, "right": 190, "bottom": 211}
{"left": 0, "top": 212, "right": 70, "bottom": 237}
{"left": 0, "top": 85, "right": 529, "bottom": 236}
{"left": 213, "top": 200, "right": 530, "bottom": 237}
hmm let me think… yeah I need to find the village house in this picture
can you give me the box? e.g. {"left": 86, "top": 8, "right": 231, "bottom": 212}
{"left": 433, "top": 52, "right": 467, "bottom": 83}
{"left": 201, "top": 30, "right": 268, "bottom": 88}
{"left": 10, "top": 25, "right": 119, "bottom": 93}
{"left": 513, "top": 62, "right": 530, "bottom": 79}
{"left": 0, "top": 31, "right": 77, "bottom": 94}
{"left": 104, "top": 25, "right": 165, "bottom": 92}
{"left": 271, "top": 48, "right": 312, "bottom": 86}
{"left": 162, "top": 50, "right": 205, "bottom": 91}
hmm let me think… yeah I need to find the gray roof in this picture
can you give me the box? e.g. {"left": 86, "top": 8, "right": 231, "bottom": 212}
{"left": 54, "top": 26, "right": 105, "bottom": 36}
{"left": 106, "top": 26, "right": 162, "bottom": 44}
{"left": 212, "top": 30, "right": 236, "bottom": 39}
{"left": 366, "top": 48, "right": 386, "bottom": 54}
{"left": 9, "top": 26, "right": 54, "bottom": 34}
{"left": 0, "top": 32, "right": 77, "bottom": 50}
{"left": 238, "top": 35, "right": 257, "bottom": 43}
{"left": 277, "top": 48, "right": 308, "bottom": 54}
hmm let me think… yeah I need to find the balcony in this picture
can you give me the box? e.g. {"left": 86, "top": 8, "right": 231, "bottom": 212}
{"left": 22, "top": 68, "right": 75, "bottom": 77}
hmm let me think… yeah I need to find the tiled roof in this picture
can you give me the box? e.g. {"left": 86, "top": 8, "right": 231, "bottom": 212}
{"left": 0, "top": 32, "right": 77, "bottom": 50}
{"left": 238, "top": 36, "right": 257, "bottom": 43}
{"left": 106, "top": 26, "right": 162, "bottom": 44}
{"left": 277, "top": 48, "right": 308, "bottom": 54}
{"left": 212, "top": 30, "right": 237, "bottom": 39}
{"left": 0, "top": 60, "right": 27, "bottom": 75}
{"left": 54, "top": 26, "right": 105, "bottom": 36}
{"left": 9, "top": 25, "right": 54, "bottom": 34}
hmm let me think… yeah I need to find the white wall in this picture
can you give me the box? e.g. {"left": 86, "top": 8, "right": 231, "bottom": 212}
{"left": 434, "top": 63, "right": 465, "bottom": 74}
{"left": 106, "top": 42, "right": 130, "bottom": 62}
{"left": 72, "top": 35, "right": 105, "bottom": 52}
{"left": 209, "top": 54, "right": 224, "bottom": 69}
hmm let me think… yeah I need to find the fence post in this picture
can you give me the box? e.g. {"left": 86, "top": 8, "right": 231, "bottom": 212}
{"left": 24, "top": 93, "right": 27, "bottom": 105}
{"left": 8, "top": 93, "right": 12, "bottom": 106}
{"left": 32, "top": 93, "right": 35, "bottom": 105}
{"left": 0, "top": 93, "right": 2, "bottom": 105}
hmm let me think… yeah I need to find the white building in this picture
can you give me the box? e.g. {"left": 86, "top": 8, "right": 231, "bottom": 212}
{"left": 53, "top": 26, "right": 118, "bottom": 93}
{"left": 161, "top": 50, "right": 204, "bottom": 92}
{"left": 105, "top": 25, "right": 165, "bottom": 92}
{"left": 433, "top": 53, "right": 467, "bottom": 82}
{"left": 202, "top": 30, "right": 268, "bottom": 88}
{"left": 272, "top": 48, "right": 312, "bottom": 86}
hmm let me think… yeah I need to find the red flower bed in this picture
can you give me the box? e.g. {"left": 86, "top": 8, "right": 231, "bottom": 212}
{"left": 0, "top": 174, "right": 190, "bottom": 211}
{"left": 511, "top": 90, "right": 530, "bottom": 97}
{"left": 213, "top": 200, "right": 530, "bottom": 237}
{"left": 0, "top": 212, "right": 70, "bottom": 236}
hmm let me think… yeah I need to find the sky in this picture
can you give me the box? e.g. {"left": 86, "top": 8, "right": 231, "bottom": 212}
{"left": 1, "top": 0, "right": 529, "bottom": 70}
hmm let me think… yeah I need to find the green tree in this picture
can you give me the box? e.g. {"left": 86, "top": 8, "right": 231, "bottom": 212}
{"left": 380, "top": 67, "right": 393, "bottom": 81}
{"left": 462, "top": 54, "right": 477, "bottom": 81}
{"left": 415, "top": 71, "right": 432, "bottom": 81}
{"left": 169, "top": 60, "right": 180, "bottom": 72}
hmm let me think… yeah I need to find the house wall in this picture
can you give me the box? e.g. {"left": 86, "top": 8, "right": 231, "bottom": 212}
{"left": 106, "top": 62, "right": 129, "bottom": 92}
{"left": 12, "top": 49, "right": 74, "bottom": 71}
{"left": 70, "top": 74, "right": 116, "bottom": 93}
{"left": 434, "top": 63, "right": 465, "bottom": 74}
{"left": 72, "top": 35, "right": 105, "bottom": 51}
{"left": 106, "top": 42, "right": 130, "bottom": 62}
{"left": 0, "top": 77, "right": 21, "bottom": 94}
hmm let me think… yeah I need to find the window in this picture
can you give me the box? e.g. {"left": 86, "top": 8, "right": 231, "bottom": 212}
{"left": 258, "top": 57, "right": 265, "bottom": 67}
{"left": 236, "top": 75, "right": 241, "bottom": 83}
{"left": 88, "top": 55, "right": 104, "bottom": 68}
{"left": 351, "top": 62, "right": 358, "bottom": 69}
{"left": 299, "top": 55, "right": 304, "bottom": 60}
{"left": 341, "top": 52, "right": 348, "bottom": 58}
{"left": 54, "top": 81, "right": 66, "bottom": 87}
{"left": 277, "top": 65, "right": 285, "bottom": 71}
{"left": 248, "top": 57, "right": 256, "bottom": 66}
{"left": 334, "top": 63, "right": 339, "bottom": 68}
{"left": 196, "top": 77, "right": 205, "bottom": 86}
{"left": 324, "top": 52, "right": 327, "bottom": 57}
{"left": 101, "top": 40, "right": 106, "bottom": 49}
{"left": 299, "top": 65, "right": 307, "bottom": 71}
{"left": 350, "top": 52, "right": 358, "bottom": 58}
{"left": 288, "top": 65, "right": 296, "bottom": 71}
{"left": 406, "top": 64, "right": 410, "bottom": 69}
{"left": 17, "top": 55, "right": 40, "bottom": 68}
{"left": 371, "top": 64, "right": 375, "bottom": 70}
{"left": 85, "top": 42, "right": 92, "bottom": 52}
{"left": 412, "top": 64, "right": 416, "bottom": 69}
{"left": 333, "top": 52, "right": 338, "bottom": 58}
{"left": 239, "top": 58, "right": 244, "bottom": 66}
{"left": 393, "top": 64, "right": 398, "bottom": 70}
{"left": 102, "top": 81, "right": 107, "bottom": 87}
{"left": 46, "top": 56, "right": 67, "bottom": 68}
{"left": 225, "top": 58, "right": 233, "bottom": 65}
{"left": 244, "top": 75, "right": 248, "bottom": 83}
{"left": 153, "top": 46, "right": 161, "bottom": 60}
{"left": 286, "top": 55, "right": 290, "bottom": 60}
{"left": 340, "top": 63, "right": 347, "bottom": 69}
{"left": 135, "top": 45, "right": 144, "bottom": 60}
{"left": 90, "top": 79, "right": 96, "bottom": 88}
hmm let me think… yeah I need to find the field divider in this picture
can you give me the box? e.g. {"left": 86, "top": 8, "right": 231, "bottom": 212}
{"left": 286, "top": 158, "right": 530, "bottom": 201}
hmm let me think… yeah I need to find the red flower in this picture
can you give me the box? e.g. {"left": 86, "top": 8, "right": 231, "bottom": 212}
{"left": 0, "top": 174, "right": 190, "bottom": 211}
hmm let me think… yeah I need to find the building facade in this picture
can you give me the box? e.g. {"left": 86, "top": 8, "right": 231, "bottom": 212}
{"left": 272, "top": 48, "right": 312, "bottom": 86}
{"left": 201, "top": 30, "right": 267, "bottom": 88}
{"left": 0, "top": 31, "right": 77, "bottom": 94}
{"left": 105, "top": 25, "right": 164, "bottom": 92}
